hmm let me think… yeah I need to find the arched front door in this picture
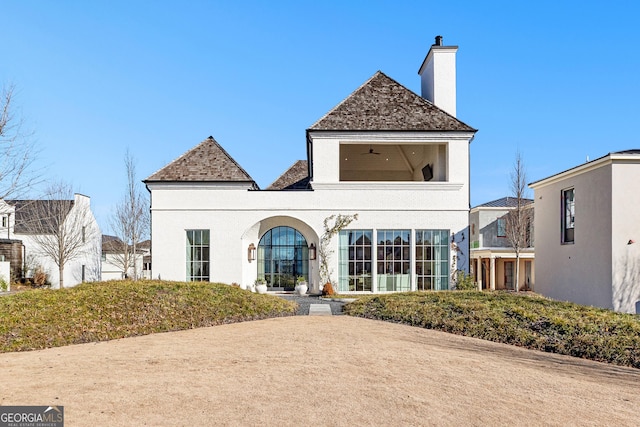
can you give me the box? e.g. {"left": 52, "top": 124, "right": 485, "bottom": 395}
{"left": 258, "top": 226, "right": 308, "bottom": 290}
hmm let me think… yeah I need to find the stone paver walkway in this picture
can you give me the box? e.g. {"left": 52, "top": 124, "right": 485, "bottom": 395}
{"left": 274, "top": 293, "right": 345, "bottom": 315}
{"left": 308, "top": 303, "right": 332, "bottom": 316}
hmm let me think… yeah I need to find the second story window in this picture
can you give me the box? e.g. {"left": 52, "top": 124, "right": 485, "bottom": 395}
{"left": 497, "top": 218, "right": 506, "bottom": 237}
{"left": 1, "top": 216, "right": 7, "bottom": 228}
{"left": 562, "top": 188, "right": 575, "bottom": 244}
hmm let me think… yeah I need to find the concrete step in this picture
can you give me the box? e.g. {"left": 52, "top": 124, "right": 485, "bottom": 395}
{"left": 308, "top": 304, "right": 332, "bottom": 316}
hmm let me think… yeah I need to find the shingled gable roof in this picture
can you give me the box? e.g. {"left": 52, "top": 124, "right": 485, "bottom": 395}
{"left": 8, "top": 199, "right": 75, "bottom": 234}
{"left": 266, "top": 160, "right": 310, "bottom": 190}
{"left": 144, "top": 136, "right": 256, "bottom": 184}
{"left": 308, "top": 71, "right": 476, "bottom": 132}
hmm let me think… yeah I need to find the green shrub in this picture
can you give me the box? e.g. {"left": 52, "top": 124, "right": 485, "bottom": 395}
{"left": 454, "top": 271, "right": 476, "bottom": 290}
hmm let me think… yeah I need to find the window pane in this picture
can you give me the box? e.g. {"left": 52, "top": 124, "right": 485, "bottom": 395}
{"left": 186, "top": 229, "right": 210, "bottom": 282}
{"left": 339, "top": 229, "right": 373, "bottom": 292}
{"left": 376, "top": 230, "right": 411, "bottom": 290}
{"left": 363, "top": 231, "right": 372, "bottom": 245}
{"left": 415, "top": 229, "right": 449, "bottom": 291}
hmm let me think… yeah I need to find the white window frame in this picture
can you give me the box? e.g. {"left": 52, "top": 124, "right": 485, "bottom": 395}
{"left": 186, "top": 229, "right": 210, "bottom": 281}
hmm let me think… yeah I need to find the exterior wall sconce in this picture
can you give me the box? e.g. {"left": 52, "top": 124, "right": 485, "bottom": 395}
{"left": 309, "top": 243, "right": 317, "bottom": 260}
{"left": 628, "top": 239, "right": 635, "bottom": 245}
{"left": 248, "top": 243, "right": 256, "bottom": 261}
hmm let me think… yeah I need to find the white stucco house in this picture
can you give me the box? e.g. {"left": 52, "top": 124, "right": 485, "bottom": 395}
{"left": 145, "top": 36, "right": 476, "bottom": 293}
{"left": 101, "top": 235, "right": 150, "bottom": 281}
{"left": 0, "top": 194, "right": 102, "bottom": 288}
{"left": 470, "top": 197, "right": 535, "bottom": 291}
{"left": 530, "top": 150, "right": 640, "bottom": 313}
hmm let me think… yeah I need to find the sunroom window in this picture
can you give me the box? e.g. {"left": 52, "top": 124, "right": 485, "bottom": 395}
{"left": 377, "top": 230, "right": 411, "bottom": 291}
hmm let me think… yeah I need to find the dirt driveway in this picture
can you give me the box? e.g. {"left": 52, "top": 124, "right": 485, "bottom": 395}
{"left": 1, "top": 316, "right": 638, "bottom": 426}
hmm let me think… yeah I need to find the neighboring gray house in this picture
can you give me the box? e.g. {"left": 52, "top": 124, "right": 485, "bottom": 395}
{"left": 530, "top": 150, "right": 640, "bottom": 314}
{"left": 469, "top": 197, "right": 534, "bottom": 290}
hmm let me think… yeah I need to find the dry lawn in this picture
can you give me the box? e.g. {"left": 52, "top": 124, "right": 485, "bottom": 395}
{"left": 1, "top": 316, "right": 638, "bottom": 426}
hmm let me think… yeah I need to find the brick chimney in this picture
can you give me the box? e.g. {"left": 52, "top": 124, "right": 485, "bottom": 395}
{"left": 417, "top": 35, "right": 458, "bottom": 117}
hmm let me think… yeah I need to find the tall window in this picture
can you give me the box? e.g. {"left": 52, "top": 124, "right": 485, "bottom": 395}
{"left": 497, "top": 218, "right": 506, "bottom": 237}
{"left": 562, "top": 188, "right": 575, "bottom": 244}
{"left": 377, "top": 230, "right": 411, "bottom": 291}
{"left": 186, "top": 229, "right": 210, "bottom": 281}
{"left": 416, "top": 230, "right": 449, "bottom": 291}
{"left": 338, "top": 230, "right": 372, "bottom": 292}
{"left": 258, "top": 226, "right": 308, "bottom": 288}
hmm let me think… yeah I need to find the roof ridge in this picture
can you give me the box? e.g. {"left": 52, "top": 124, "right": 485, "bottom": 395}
{"left": 144, "top": 136, "right": 257, "bottom": 184}
{"left": 307, "top": 71, "right": 384, "bottom": 130}
{"left": 307, "top": 71, "right": 476, "bottom": 132}
{"left": 144, "top": 138, "right": 212, "bottom": 180}
{"left": 375, "top": 71, "right": 477, "bottom": 131}
{"left": 208, "top": 136, "right": 256, "bottom": 182}
{"left": 474, "top": 196, "right": 534, "bottom": 208}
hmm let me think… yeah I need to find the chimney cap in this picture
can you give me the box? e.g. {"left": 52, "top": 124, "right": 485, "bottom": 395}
{"left": 434, "top": 35, "right": 443, "bottom": 46}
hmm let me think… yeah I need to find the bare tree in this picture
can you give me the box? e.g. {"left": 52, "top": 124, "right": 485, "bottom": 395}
{"left": 18, "top": 181, "right": 98, "bottom": 288}
{"left": 108, "top": 150, "right": 149, "bottom": 280}
{"left": 0, "top": 84, "right": 39, "bottom": 199}
{"left": 505, "top": 151, "right": 532, "bottom": 292}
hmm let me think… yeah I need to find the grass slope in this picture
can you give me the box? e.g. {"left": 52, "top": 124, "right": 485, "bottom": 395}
{"left": 344, "top": 291, "right": 640, "bottom": 368}
{"left": 0, "top": 280, "right": 297, "bottom": 353}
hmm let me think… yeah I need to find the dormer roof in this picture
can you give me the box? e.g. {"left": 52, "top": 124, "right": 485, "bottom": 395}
{"left": 145, "top": 136, "right": 256, "bottom": 184}
{"left": 266, "top": 160, "right": 310, "bottom": 190}
{"left": 308, "top": 71, "right": 475, "bottom": 132}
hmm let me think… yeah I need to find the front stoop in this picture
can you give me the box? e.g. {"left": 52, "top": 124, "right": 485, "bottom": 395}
{"left": 308, "top": 304, "right": 332, "bottom": 316}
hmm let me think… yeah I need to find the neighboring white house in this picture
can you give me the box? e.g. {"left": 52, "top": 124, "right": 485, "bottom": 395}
{"left": 101, "top": 235, "right": 150, "bottom": 280}
{"left": 0, "top": 194, "right": 102, "bottom": 288}
{"left": 529, "top": 150, "right": 640, "bottom": 314}
{"left": 144, "top": 36, "right": 476, "bottom": 293}
{"left": 470, "top": 197, "right": 535, "bottom": 291}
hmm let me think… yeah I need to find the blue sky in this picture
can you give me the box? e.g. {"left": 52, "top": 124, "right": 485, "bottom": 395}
{"left": 2, "top": 1, "right": 639, "bottom": 232}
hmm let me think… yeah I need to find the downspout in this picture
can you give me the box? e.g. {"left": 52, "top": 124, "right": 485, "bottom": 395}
{"left": 467, "top": 133, "right": 476, "bottom": 273}
{"left": 305, "top": 130, "right": 313, "bottom": 182}
{"left": 144, "top": 181, "right": 153, "bottom": 280}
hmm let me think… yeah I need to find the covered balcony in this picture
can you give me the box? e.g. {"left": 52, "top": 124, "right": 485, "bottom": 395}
{"left": 339, "top": 143, "right": 447, "bottom": 182}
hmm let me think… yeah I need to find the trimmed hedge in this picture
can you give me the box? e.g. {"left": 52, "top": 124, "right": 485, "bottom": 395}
{"left": 0, "top": 280, "right": 297, "bottom": 352}
{"left": 344, "top": 291, "right": 640, "bottom": 368}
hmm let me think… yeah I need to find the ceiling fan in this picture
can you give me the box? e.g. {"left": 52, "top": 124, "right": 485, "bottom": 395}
{"left": 361, "top": 145, "right": 380, "bottom": 155}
